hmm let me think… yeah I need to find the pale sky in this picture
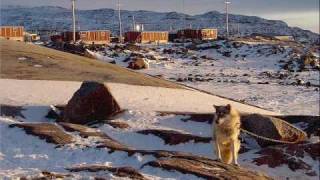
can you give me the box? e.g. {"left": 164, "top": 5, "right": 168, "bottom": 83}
{"left": 1, "top": 0, "right": 319, "bottom": 33}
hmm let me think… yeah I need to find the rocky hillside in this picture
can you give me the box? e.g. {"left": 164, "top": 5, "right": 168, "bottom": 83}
{"left": 1, "top": 6, "right": 319, "bottom": 44}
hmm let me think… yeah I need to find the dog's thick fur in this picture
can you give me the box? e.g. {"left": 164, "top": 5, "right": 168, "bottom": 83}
{"left": 212, "top": 104, "right": 241, "bottom": 165}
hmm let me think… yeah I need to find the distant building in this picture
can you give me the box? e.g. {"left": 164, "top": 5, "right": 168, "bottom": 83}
{"left": 177, "top": 28, "right": 218, "bottom": 40}
{"left": 169, "top": 32, "right": 178, "bottom": 42}
{"left": 61, "top": 30, "right": 111, "bottom": 45}
{"left": 124, "top": 31, "right": 169, "bottom": 44}
{"left": 273, "top": 35, "right": 294, "bottom": 41}
{"left": 79, "top": 30, "right": 111, "bottom": 45}
{"left": 61, "top": 31, "right": 81, "bottom": 42}
{"left": 24, "top": 32, "right": 40, "bottom": 42}
{"left": 0, "top": 26, "right": 24, "bottom": 41}
{"left": 37, "top": 30, "right": 60, "bottom": 42}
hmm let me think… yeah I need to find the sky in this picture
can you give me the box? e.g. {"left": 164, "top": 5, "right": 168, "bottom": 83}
{"left": 1, "top": 0, "right": 319, "bottom": 33}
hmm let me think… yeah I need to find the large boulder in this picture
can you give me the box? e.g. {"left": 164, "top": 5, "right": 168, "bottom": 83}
{"left": 128, "top": 58, "right": 149, "bottom": 70}
{"left": 62, "top": 81, "right": 121, "bottom": 124}
{"left": 241, "top": 114, "right": 307, "bottom": 147}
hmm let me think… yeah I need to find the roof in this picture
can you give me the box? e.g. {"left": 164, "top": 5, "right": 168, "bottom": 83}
{"left": 80, "top": 30, "right": 111, "bottom": 33}
{"left": 0, "top": 26, "right": 24, "bottom": 28}
{"left": 178, "top": 28, "right": 218, "bottom": 31}
{"left": 126, "top": 31, "right": 168, "bottom": 33}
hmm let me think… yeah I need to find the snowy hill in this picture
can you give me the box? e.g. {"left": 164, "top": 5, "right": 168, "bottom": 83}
{"left": 1, "top": 6, "right": 319, "bottom": 44}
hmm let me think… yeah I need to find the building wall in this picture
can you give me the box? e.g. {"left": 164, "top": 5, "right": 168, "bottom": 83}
{"left": 80, "top": 31, "right": 111, "bottom": 44}
{"left": 0, "top": 36, "right": 24, "bottom": 41}
{"left": 125, "top": 31, "right": 168, "bottom": 44}
{"left": 124, "top": 32, "right": 141, "bottom": 43}
{"left": 141, "top": 32, "right": 168, "bottom": 44}
{"left": 61, "top": 32, "right": 81, "bottom": 42}
{"left": 201, "top": 29, "right": 218, "bottom": 40}
{"left": 177, "top": 29, "right": 218, "bottom": 40}
{"left": 0, "top": 26, "right": 24, "bottom": 41}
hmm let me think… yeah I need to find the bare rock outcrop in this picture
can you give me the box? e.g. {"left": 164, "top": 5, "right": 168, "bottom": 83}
{"left": 67, "top": 165, "right": 148, "bottom": 180}
{"left": 137, "top": 129, "right": 211, "bottom": 145}
{"left": 62, "top": 81, "right": 121, "bottom": 125}
{"left": 9, "top": 123, "right": 74, "bottom": 145}
{"left": 128, "top": 58, "right": 149, "bottom": 70}
{"left": 145, "top": 157, "right": 273, "bottom": 180}
{"left": 241, "top": 114, "right": 307, "bottom": 147}
{"left": 253, "top": 143, "right": 320, "bottom": 177}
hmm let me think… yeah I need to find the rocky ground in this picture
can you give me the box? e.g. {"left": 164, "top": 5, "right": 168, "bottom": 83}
{"left": 1, "top": 39, "right": 319, "bottom": 180}
{"left": 0, "top": 80, "right": 319, "bottom": 180}
{"left": 87, "top": 39, "right": 320, "bottom": 115}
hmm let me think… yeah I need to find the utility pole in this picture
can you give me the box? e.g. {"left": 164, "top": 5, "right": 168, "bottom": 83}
{"left": 182, "top": 0, "right": 186, "bottom": 29}
{"left": 225, "top": 0, "right": 231, "bottom": 39}
{"left": 117, "top": 0, "right": 122, "bottom": 43}
{"left": 71, "top": 0, "right": 76, "bottom": 43}
{"left": 132, "top": 15, "right": 136, "bottom": 31}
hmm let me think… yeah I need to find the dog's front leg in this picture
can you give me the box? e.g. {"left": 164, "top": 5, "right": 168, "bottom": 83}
{"left": 231, "top": 140, "right": 239, "bottom": 166}
{"left": 215, "top": 140, "right": 222, "bottom": 161}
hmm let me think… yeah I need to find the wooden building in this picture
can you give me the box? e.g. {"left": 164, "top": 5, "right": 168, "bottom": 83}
{"left": 61, "top": 31, "right": 80, "bottom": 42}
{"left": 177, "top": 28, "right": 218, "bottom": 40}
{"left": 61, "top": 30, "right": 111, "bottom": 45}
{"left": 79, "top": 30, "right": 111, "bottom": 45}
{"left": 24, "top": 32, "right": 40, "bottom": 42}
{"left": 0, "top": 26, "right": 24, "bottom": 41}
{"left": 124, "top": 31, "right": 168, "bottom": 44}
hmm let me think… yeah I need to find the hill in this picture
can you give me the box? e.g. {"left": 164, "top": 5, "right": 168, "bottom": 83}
{"left": 0, "top": 6, "right": 319, "bottom": 44}
{"left": 0, "top": 39, "right": 180, "bottom": 89}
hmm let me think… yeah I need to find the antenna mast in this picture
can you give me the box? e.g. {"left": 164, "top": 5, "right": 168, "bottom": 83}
{"left": 71, "top": 0, "right": 76, "bottom": 43}
{"left": 117, "top": 0, "right": 123, "bottom": 43}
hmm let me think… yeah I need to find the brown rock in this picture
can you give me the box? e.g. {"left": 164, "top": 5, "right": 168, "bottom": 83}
{"left": 157, "top": 112, "right": 213, "bottom": 124}
{"left": 59, "top": 122, "right": 109, "bottom": 138}
{"left": 137, "top": 129, "right": 211, "bottom": 145}
{"left": 253, "top": 143, "right": 319, "bottom": 177}
{"left": 58, "top": 122, "right": 134, "bottom": 154}
{"left": 0, "top": 104, "right": 25, "bottom": 118}
{"left": 106, "top": 120, "right": 130, "bottom": 129}
{"left": 9, "top": 123, "right": 74, "bottom": 145}
{"left": 41, "top": 171, "right": 73, "bottom": 179}
{"left": 62, "top": 81, "right": 121, "bottom": 125}
{"left": 125, "top": 44, "right": 141, "bottom": 51}
{"left": 128, "top": 58, "right": 149, "bottom": 70}
{"left": 275, "top": 115, "right": 320, "bottom": 137}
{"left": 241, "top": 114, "right": 307, "bottom": 147}
{"left": 59, "top": 122, "right": 133, "bottom": 153}
{"left": 67, "top": 165, "right": 148, "bottom": 180}
{"left": 46, "top": 105, "right": 65, "bottom": 120}
{"left": 145, "top": 157, "right": 273, "bottom": 180}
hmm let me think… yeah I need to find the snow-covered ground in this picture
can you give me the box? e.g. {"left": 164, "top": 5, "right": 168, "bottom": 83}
{"left": 0, "top": 79, "right": 318, "bottom": 179}
{"left": 88, "top": 40, "right": 320, "bottom": 115}
{"left": 0, "top": 40, "right": 319, "bottom": 179}
{"left": 0, "top": 79, "right": 279, "bottom": 115}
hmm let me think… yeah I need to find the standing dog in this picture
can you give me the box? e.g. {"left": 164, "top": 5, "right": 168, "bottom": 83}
{"left": 212, "top": 104, "right": 241, "bottom": 165}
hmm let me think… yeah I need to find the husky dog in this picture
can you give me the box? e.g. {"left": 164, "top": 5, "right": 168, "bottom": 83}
{"left": 212, "top": 104, "right": 241, "bottom": 165}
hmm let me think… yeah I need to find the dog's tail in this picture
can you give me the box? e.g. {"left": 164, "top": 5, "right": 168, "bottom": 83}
{"left": 221, "top": 149, "right": 233, "bottom": 164}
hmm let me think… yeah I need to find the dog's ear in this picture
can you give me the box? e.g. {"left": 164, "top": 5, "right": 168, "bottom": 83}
{"left": 226, "top": 104, "right": 231, "bottom": 111}
{"left": 213, "top": 105, "right": 219, "bottom": 110}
